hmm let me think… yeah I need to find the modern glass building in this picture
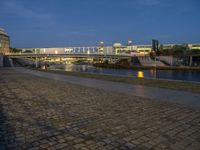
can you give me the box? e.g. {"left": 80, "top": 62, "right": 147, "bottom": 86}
{"left": 0, "top": 27, "right": 10, "bottom": 54}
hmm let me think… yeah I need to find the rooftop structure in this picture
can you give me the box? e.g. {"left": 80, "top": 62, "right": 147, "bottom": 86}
{"left": 0, "top": 28, "right": 8, "bottom": 36}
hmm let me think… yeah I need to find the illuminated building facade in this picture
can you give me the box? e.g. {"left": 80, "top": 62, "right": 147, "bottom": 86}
{"left": 20, "top": 43, "right": 200, "bottom": 55}
{"left": 0, "top": 28, "right": 10, "bottom": 54}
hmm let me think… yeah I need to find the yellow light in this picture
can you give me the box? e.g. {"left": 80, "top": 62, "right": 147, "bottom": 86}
{"left": 137, "top": 71, "right": 144, "bottom": 78}
{"left": 55, "top": 50, "right": 58, "bottom": 54}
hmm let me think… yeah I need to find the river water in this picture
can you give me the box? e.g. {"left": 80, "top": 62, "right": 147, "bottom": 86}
{"left": 49, "top": 64, "right": 200, "bottom": 82}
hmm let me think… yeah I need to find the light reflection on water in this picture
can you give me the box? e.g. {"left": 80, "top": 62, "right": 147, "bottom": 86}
{"left": 137, "top": 71, "right": 144, "bottom": 78}
{"left": 51, "top": 64, "right": 200, "bottom": 82}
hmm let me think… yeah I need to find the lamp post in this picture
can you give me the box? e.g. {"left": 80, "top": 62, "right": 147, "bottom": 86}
{"left": 35, "top": 49, "right": 38, "bottom": 68}
{"left": 100, "top": 41, "right": 104, "bottom": 45}
{"left": 152, "top": 40, "right": 159, "bottom": 79}
{"left": 100, "top": 41, "right": 104, "bottom": 54}
{"left": 100, "top": 41, "right": 106, "bottom": 62}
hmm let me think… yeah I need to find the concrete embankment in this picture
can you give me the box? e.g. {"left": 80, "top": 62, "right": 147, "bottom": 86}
{"left": 4, "top": 56, "right": 13, "bottom": 67}
{"left": 0, "top": 55, "right": 13, "bottom": 67}
{"left": 12, "top": 58, "right": 35, "bottom": 67}
{"left": 0, "top": 55, "right": 3, "bottom": 67}
{"left": 94, "top": 63, "right": 200, "bottom": 71}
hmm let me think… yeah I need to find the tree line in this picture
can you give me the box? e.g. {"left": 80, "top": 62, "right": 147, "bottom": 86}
{"left": 154, "top": 44, "right": 200, "bottom": 56}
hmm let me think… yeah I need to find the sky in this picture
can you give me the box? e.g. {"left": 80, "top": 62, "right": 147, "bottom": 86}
{"left": 0, "top": 0, "right": 200, "bottom": 48}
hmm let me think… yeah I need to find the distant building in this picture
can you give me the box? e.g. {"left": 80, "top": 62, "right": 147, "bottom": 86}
{"left": 20, "top": 43, "right": 200, "bottom": 55}
{"left": 0, "top": 28, "right": 10, "bottom": 54}
{"left": 188, "top": 44, "right": 200, "bottom": 50}
{"left": 136, "top": 45, "right": 152, "bottom": 55}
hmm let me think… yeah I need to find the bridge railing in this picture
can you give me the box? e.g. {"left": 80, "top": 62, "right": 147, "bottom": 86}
{"left": 6, "top": 52, "right": 149, "bottom": 57}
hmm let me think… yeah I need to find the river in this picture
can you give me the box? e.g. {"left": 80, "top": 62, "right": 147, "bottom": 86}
{"left": 49, "top": 64, "right": 200, "bottom": 82}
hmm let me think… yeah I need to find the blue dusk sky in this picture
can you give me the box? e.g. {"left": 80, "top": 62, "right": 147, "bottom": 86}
{"left": 0, "top": 0, "right": 200, "bottom": 48}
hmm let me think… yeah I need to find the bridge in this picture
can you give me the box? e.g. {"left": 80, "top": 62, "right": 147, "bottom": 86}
{"left": 6, "top": 52, "right": 200, "bottom": 59}
{"left": 6, "top": 53, "right": 136, "bottom": 59}
{"left": 4, "top": 53, "right": 200, "bottom": 67}
{"left": 5, "top": 53, "right": 137, "bottom": 68}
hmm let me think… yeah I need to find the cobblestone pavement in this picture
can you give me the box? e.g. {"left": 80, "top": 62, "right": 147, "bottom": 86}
{"left": 14, "top": 67, "right": 200, "bottom": 109}
{"left": 0, "top": 68, "right": 200, "bottom": 150}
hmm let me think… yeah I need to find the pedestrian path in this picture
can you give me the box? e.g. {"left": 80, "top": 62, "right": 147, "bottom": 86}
{"left": 15, "top": 67, "right": 200, "bottom": 109}
{"left": 1, "top": 68, "right": 200, "bottom": 149}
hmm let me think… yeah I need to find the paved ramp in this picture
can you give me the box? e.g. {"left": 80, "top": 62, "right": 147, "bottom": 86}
{"left": 14, "top": 67, "right": 200, "bottom": 109}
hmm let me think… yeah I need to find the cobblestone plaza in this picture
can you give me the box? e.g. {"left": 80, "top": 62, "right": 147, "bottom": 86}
{"left": 0, "top": 69, "right": 200, "bottom": 150}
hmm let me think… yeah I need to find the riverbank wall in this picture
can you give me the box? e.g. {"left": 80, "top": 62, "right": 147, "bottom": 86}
{"left": 94, "top": 63, "right": 200, "bottom": 71}
{"left": 0, "top": 55, "right": 3, "bottom": 67}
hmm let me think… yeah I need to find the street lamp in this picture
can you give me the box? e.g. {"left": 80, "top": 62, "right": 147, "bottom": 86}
{"left": 99, "top": 41, "right": 104, "bottom": 54}
{"left": 128, "top": 40, "right": 132, "bottom": 45}
{"left": 152, "top": 39, "right": 159, "bottom": 79}
{"left": 100, "top": 41, "right": 104, "bottom": 46}
{"left": 34, "top": 49, "right": 39, "bottom": 68}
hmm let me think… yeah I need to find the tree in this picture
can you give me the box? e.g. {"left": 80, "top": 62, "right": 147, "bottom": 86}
{"left": 10, "top": 48, "right": 22, "bottom": 53}
{"left": 171, "top": 45, "right": 189, "bottom": 56}
{"left": 186, "top": 49, "right": 200, "bottom": 55}
{"left": 156, "top": 50, "right": 162, "bottom": 56}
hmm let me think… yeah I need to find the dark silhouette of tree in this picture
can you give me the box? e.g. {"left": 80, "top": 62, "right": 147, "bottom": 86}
{"left": 10, "top": 48, "right": 22, "bottom": 53}
{"left": 171, "top": 45, "right": 189, "bottom": 56}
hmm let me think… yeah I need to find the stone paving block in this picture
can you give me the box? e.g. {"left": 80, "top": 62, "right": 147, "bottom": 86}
{"left": 0, "top": 69, "right": 200, "bottom": 150}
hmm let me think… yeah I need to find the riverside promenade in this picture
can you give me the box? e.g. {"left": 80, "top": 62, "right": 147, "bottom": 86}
{"left": 0, "top": 68, "right": 200, "bottom": 150}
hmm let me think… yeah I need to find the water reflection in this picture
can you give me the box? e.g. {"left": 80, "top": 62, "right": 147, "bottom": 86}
{"left": 137, "top": 71, "right": 144, "bottom": 78}
{"left": 64, "top": 65, "right": 72, "bottom": 72}
{"left": 127, "top": 72, "right": 133, "bottom": 77}
{"left": 50, "top": 64, "right": 200, "bottom": 82}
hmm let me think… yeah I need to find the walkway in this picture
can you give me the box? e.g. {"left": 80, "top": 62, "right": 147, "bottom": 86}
{"left": 0, "top": 68, "right": 200, "bottom": 150}
{"left": 15, "top": 67, "right": 200, "bottom": 109}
